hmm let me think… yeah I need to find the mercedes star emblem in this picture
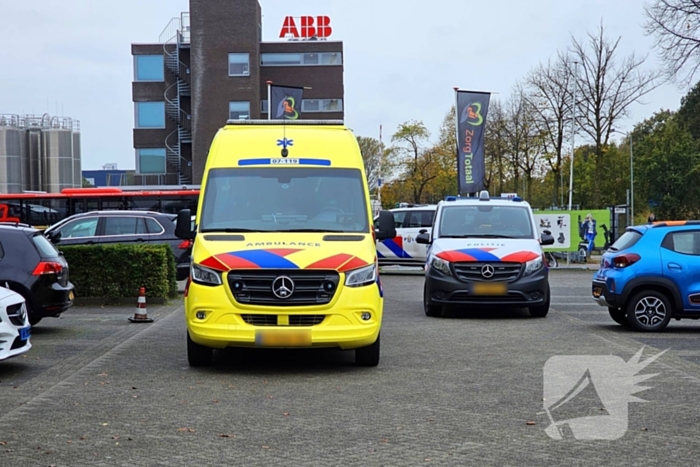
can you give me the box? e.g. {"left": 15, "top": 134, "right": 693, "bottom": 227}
{"left": 481, "top": 264, "right": 495, "bottom": 279}
{"left": 272, "top": 276, "right": 295, "bottom": 299}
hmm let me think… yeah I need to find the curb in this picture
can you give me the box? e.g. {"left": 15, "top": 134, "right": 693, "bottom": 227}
{"left": 74, "top": 297, "right": 171, "bottom": 306}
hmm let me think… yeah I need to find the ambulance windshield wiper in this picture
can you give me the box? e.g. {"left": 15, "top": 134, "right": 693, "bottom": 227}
{"left": 276, "top": 228, "right": 343, "bottom": 233}
{"left": 200, "top": 228, "right": 257, "bottom": 233}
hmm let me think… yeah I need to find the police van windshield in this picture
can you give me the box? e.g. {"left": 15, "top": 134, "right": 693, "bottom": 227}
{"left": 200, "top": 167, "right": 369, "bottom": 233}
{"left": 438, "top": 205, "right": 534, "bottom": 239}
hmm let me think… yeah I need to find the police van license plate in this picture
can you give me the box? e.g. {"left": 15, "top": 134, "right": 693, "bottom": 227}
{"left": 255, "top": 330, "right": 311, "bottom": 347}
{"left": 19, "top": 326, "right": 31, "bottom": 341}
{"left": 470, "top": 282, "right": 508, "bottom": 296}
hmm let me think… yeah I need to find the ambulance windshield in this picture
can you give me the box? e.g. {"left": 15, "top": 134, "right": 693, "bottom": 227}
{"left": 199, "top": 167, "right": 369, "bottom": 233}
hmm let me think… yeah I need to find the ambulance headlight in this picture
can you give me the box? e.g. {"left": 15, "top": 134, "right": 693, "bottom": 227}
{"left": 192, "top": 263, "right": 223, "bottom": 286}
{"left": 345, "top": 263, "right": 377, "bottom": 287}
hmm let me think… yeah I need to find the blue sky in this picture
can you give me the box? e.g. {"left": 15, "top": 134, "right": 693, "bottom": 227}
{"left": 0, "top": 0, "right": 687, "bottom": 170}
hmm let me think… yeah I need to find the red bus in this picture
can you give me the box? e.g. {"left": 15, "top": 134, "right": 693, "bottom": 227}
{"left": 0, "top": 187, "right": 199, "bottom": 229}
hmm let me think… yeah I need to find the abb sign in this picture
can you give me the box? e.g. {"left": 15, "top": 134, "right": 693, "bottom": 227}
{"left": 279, "top": 16, "right": 332, "bottom": 38}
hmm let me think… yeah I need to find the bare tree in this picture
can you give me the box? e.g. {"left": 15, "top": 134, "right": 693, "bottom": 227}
{"left": 644, "top": 0, "right": 700, "bottom": 86}
{"left": 357, "top": 136, "right": 382, "bottom": 190}
{"left": 484, "top": 100, "right": 509, "bottom": 194}
{"left": 567, "top": 22, "right": 664, "bottom": 205}
{"left": 524, "top": 53, "right": 575, "bottom": 206}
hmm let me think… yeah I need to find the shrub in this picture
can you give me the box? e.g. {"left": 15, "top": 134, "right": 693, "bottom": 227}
{"left": 59, "top": 244, "right": 178, "bottom": 300}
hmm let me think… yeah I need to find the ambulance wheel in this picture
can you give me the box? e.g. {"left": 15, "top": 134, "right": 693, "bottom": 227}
{"left": 187, "top": 332, "right": 212, "bottom": 367}
{"left": 355, "top": 334, "right": 380, "bottom": 367}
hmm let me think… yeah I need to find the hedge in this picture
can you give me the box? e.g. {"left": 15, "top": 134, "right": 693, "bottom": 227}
{"left": 59, "top": 244, "right": 178, "bottom": 300}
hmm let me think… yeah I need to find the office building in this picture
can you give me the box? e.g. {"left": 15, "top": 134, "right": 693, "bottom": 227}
{"left": 131, "top": 0, "right": 344, "bottom": 186}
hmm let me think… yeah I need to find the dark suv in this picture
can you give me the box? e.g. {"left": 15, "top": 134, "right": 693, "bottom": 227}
{"left": 43, "top": 211, "right": 190, "bottom": 280}
{"left": 0, "top": 222, "right": 75, "bottom": 325}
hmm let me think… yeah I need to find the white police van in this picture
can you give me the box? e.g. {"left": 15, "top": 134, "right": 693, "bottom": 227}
{"left": 416, "top": 191, "right": 555, "bottom": 317}
{"left": 376, "top": 204, "right": 437, "bottom": 266}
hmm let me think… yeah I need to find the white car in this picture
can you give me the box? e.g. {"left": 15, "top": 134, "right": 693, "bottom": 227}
{"left": 0, "top": 286, "right": 32, "bottom": 362}
{"left": 376, "top": 205, "right": 437, "bottom": 266}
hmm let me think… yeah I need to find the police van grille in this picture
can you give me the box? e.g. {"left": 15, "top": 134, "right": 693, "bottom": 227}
{"left": 453, "top": 262, "right": 523, "bottom": 283}
{"left": 228, "top": 270, "right": 340, "bottom": 306}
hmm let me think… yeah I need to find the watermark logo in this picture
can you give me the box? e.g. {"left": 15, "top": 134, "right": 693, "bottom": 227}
{"left": 541, "top": 347, "right": 667, "bottom": 440}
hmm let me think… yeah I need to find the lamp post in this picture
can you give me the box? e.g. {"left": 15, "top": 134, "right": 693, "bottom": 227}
{"left": 613, "top": 129, "right": 634, "bottom": 225}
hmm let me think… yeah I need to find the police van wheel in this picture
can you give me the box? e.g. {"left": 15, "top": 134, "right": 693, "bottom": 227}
{"left": 187, "top": 332, "right": 213, "bottom": 367}
{"left": 355, "top": 334, "right": 380, "bottom": 367}
{"left": 423, "top": 285, "right": 442, "bottom": 317}
{"left": 529, "top": 290, "right": 550, "bottom": 318}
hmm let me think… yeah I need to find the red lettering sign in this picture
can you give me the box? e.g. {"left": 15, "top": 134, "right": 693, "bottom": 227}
{"left": 279, "top": 16, "right": 332, "bottom": 38}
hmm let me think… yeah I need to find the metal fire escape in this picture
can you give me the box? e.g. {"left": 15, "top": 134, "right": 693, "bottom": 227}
{"left": 161, "top": 13, "right": 192, "bottom": 185}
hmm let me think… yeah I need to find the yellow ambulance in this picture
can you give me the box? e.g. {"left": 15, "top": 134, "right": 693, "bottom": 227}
{"left": 175, "top": 120, "right": 396, "bottom": 367}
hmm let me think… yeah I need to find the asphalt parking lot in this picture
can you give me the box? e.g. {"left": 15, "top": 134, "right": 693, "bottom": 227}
{"left": 1, "top": 270, "right": 700, "bottom": 466}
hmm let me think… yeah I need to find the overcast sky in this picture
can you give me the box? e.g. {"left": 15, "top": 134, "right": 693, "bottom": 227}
{"left": 0, "top": 0, "right": 687, "bottom": 170}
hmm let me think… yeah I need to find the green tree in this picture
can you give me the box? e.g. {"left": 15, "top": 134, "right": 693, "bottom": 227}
{"left": 631, "top": 111, "right": 700, "bottom": 219}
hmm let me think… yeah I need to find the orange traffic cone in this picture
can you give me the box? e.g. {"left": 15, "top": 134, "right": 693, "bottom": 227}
{"left": 128, "top": 287, "right": 153, "bottom": 323}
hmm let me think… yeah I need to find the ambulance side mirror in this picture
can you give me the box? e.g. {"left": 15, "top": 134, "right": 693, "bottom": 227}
{"left": 374, "top": 210, "right": 396, "bottom": 240}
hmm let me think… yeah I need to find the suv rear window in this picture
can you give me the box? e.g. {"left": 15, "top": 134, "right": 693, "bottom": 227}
{"left": 32, "top": 233, "right": 60, "bottom": 258}
{"left": 609, "top": 230, "right": 642, "bottom": 251}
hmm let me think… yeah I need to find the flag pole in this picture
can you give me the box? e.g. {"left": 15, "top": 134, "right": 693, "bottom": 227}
{"left": 266, "top": 80, "right": 272, "bottom": 120}
{"left": 378, "top": 124, "right": 383, "bottom": 208}
{"left": 454, "top": 87, "right": 460, "bottom": 197}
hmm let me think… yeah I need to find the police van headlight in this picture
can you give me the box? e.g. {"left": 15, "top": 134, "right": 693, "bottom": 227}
{"left": 430, "top": 256, "right": 451, "bottom": 276}
{"left": 192, "top": 263, "right": 223, "bottom": 286}
{"left": 524, "top": 256, "right": 544, "bottom": 276}
{"left": 345, "top": 263, "right": 377, "bottom": 287}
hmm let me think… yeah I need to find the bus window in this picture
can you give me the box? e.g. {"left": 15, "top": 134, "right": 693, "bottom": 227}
{"left": 72, "top": 198, "right": 100, "bottom": 215}
{"left": 161, "top": 196, "right": 197, "bottom": 214}
{"left": 126, "top": 196, "right": 161, "bottom": 211}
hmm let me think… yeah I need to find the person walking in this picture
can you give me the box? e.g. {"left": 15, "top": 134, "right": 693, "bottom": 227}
{"left": 648, "top": 213, "right": 656, "bottom": 224}
{"left": 582, "top": 214, "right": 597, "bottom": 257}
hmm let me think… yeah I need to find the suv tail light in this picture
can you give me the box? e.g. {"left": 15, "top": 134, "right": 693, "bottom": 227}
{"left": 178, "top": 240, "right": 193, "bottom": 249}
{"left": 32, "top": 261, "right": 64, "bottom": 275}
{"left": 613, "top": 253, "right": 641, "bottom": 268}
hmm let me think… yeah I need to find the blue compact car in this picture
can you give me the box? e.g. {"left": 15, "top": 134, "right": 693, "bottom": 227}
{"left": 592, "top": 221, "right": 700, "bottom": 331}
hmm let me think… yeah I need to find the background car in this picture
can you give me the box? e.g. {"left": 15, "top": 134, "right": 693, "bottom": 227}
{"left": 0, "top": 222, "right": 74, "bottom": 325}
{"left": 172, "top": 215, "right": 196, "bottom": 281}
{"left": 592, "top": 221, "right": 700, "bottom": 331}
{"left": 375, "top": 205, "right": 436, "bottom": 266}
{"left": 0, "top": 286, "right": 32, "bottom": 361}
{"left": 43, "top": 211, "right": 190, "bottom": 279}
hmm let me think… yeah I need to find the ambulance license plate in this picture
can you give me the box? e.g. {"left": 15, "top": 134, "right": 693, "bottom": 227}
{"left": 255, "top": 330, "right": 311, "bottom": 347}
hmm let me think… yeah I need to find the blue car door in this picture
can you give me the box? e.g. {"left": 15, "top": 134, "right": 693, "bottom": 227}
{"left": 660, "top": 229, "right": 700, "bottom": 311}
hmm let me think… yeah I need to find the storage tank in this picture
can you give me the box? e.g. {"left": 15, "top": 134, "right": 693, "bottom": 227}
{"left": 26, "top": 129, "right": 42, "bottom": 191}
{"left": 72, "top": 131, "right": 81, "bottom": 188}
{"left": 0, "top": 125, "right": 24, "bottom": 193}
{"left": 41, "top": 128, "right": 74, "bottom": 193}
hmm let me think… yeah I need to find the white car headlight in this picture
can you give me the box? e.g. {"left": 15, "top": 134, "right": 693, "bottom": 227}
{"left": 192, "top": 263, "right": 223, "bottom": 286}
{"left": 430, "top": 256, "right": 451, "bottom": 275}
{"left": 345, "top": 263, "right": 377, "bottom": 287}
{"left": 524, "top": 256, "right": 544, "bottom": 276}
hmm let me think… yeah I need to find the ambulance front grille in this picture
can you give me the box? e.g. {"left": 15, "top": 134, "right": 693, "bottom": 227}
{"left": 228, "top": 270, "right": 340, "bottom": 306}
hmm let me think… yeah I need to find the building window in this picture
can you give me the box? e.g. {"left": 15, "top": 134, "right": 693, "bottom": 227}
{"left": 135, "top": 102, "right": 165, "bottom": 128}
{"left": 137, "top": 148, "right": 166, "bottom": 174}
{"left": 261, "top": 100, "right": 268, "bottom": 113}
{"left": 229, "top": 101, "right": 250, "bottom": 120}
{"left": 228, "top": 53, "right": 250, "bottom": 76}
{"left": 260, "top": 52, "right": 342, "bottom": 66}
{"left": 302, "top": 99, "right": 343, "bottom": 113}
{"left": 134, "top": 55, "right": 164, "bottom": 81}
